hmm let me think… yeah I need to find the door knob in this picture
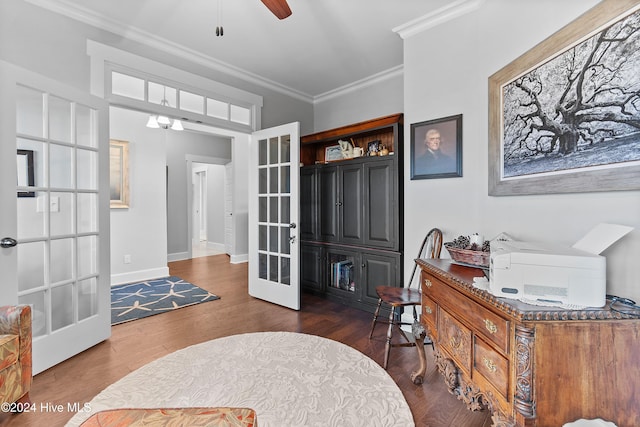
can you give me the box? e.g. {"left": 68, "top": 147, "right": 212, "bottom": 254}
{"left": 289, "top": 223, "right": 296, "bottom": 229}
{"left": 0, "top": 237, "right": 18, "bottom": 248}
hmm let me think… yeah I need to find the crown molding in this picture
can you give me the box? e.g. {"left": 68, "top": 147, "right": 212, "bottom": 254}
{"left": 392, "top": 0, "right": 485, "bottom": 39}
{"left": 313, "top": 65, "right": 403, "bottom": 104}
{"left": 24, "top": 0, "right": 315, "bottom": 103}
{"left": 24, "top": 0, "right": 483, "bottom": 105}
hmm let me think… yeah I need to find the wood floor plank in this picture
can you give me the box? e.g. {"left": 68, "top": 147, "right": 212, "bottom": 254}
{"left": 1, "top": 255, "right": 491, "bottom": 427}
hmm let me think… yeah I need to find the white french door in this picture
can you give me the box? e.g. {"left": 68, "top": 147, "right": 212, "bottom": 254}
{"left": 0, "top": 61, "right": 110, "bottom": 374}
{"left": 248, "top": 123, "right": 300, "bottom": 310}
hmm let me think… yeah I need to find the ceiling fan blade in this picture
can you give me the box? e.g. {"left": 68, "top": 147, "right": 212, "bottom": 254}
{"left": 260, "top": 0, "right": 292, "bottom": 20}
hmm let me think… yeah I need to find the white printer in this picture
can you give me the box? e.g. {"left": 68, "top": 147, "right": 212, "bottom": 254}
{"left": 488, "top": 224, "right": 633, "bottom": 308}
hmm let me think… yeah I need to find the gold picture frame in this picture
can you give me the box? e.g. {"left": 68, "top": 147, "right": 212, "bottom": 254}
{"left": 488, "top": 0, "right": 640, "bottom": 196}
{"left": 110, "top": 139, "right": 130, "bottom": 208}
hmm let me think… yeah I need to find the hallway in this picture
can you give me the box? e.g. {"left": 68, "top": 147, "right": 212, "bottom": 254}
{"left": 191, "top": 240, "right": 225, "bottom": 258}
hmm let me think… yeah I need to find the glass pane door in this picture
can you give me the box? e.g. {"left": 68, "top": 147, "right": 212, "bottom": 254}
{"left": 16, "top": 87, "right": 100, "bottom": 339}
{"left": 0, "top": 62, "right": 110, "bottom": 374}
{"left": 249, "top": 123, "right": 300, "bottom": 310}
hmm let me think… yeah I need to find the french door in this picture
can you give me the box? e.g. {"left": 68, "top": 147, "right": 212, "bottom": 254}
{"left": 248, "top": 123, "right": 300, "bottom": 310}
{"left": 0, "top": 61, "right": 110, "bottom": 374}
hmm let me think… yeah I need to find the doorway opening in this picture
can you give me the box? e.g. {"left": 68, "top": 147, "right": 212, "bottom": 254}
{"left": 191, "top": 162, "right": 228, "bottom": 259}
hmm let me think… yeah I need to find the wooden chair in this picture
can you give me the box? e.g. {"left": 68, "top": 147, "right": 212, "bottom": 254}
{"left": 369, "top": 228, "right": 442, "bottom": 369}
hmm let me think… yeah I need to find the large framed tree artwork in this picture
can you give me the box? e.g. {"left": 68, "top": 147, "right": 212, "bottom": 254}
{"left": 489, "top": 0, "right": 640, "bottom": 195}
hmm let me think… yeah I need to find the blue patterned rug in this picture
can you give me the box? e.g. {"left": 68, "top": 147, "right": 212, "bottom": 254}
{"left": 111, "top": 276, "right": 220, "bottom": 325}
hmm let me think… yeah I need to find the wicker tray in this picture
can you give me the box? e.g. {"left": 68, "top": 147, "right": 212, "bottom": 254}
{"left": 444, "top": 244, "right": 490, "bottom": 268}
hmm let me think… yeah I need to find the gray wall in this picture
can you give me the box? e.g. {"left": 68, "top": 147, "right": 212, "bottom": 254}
{"left": 314, "top": 0, "right": 640, "bottom": 303}
{"left": 110, "top": 107, "right": 169, "bottom": 284}
{"left": 313, "top": 72, "right": 404, "bottom": 132}
{"left": 0, "top": 0, "right": 314, "bottom": 133}
{"left": 402, "top": 0, "right": 640, "bottom": 302}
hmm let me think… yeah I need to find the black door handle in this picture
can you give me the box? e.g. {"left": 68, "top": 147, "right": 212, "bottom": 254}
{"left": 0, "top": 237, "right": 18, "bottom": 248}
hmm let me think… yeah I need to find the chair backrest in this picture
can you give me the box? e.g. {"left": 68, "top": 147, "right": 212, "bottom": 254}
{"left": 407, "top": 228, "right": 443, "bottom": 289}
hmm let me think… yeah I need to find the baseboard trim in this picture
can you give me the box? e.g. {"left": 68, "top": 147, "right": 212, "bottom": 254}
{"left": 111, "top": 267, "right": 170, "bottom": 286}
{"left": 230, "top": 254, "right": 248, "bottom": 264}
{"left": 168, "top": 252, "right": 189, "bottom": 262}
{"left": 207, "top": 242, "right": 226, "bottom": 252}
{"left": 169, "top": 250, "right": 247, "bottom": 264}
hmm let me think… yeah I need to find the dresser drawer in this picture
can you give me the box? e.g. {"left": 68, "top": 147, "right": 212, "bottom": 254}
{"left": 439, "top": 307, "right": 472, "bottom": 375}
{"left": 424, "top": 273, "right": 510, "bottom": 354}
{"left": 421, "top": 293, "right": 438, "bottom": 340}
{"left": 474, "top": 336, "right": 509, "bottom": 400}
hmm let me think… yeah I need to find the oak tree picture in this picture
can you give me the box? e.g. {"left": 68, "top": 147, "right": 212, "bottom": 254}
{"left": 502, "top": 8, "right": 640, "bottom": 178}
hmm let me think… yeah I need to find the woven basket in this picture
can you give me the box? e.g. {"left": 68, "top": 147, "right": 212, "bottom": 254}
{"left": 444, "top": 244, "right": 490, "bottom": 268}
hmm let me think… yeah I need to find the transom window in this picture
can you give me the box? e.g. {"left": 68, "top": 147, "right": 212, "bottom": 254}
{"left": 109, "top": 69, "right": 252, "bottom": 128}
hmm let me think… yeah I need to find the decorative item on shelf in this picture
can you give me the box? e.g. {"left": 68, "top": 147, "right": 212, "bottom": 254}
{"left": 367, "top": 140, "right": 381, "bottom": 156}
{"left": 378, "top": 145, "right": 389, "bottom": 156}
{"left": 353, "top": 147, "right": 364, "bottom": 157}
{"left": 325, "top": 145, "right": 344, "bottom": 162}
{"left": 338, "top": 139, "right": 354, "bottom": 159}
{"left": 444, "top": 234, "right": 490, "bottom": 268}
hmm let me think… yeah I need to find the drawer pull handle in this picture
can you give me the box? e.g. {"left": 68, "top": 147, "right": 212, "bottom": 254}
{"left": 484, "top": 319, "right": 498, "bottom": 334}
{"left": 424, "top": 306, "right": 433, "bottom": 315}
{"left": 424, "top": 279, "right": 432, "bottom": 288}
{"left": 482, "top": 356, "right": 497, "bottom": 373}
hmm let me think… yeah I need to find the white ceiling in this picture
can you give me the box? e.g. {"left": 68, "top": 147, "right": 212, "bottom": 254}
{"left": 26, "top": 0, "right": 479, "bottom": 101}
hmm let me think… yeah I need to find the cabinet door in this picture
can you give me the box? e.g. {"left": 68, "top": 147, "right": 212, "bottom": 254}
{"left": 319, "top": 166, "right": 338, "bottom": 242}
{"left": 339, "top": 163, "right": 363, "bottom": 245}
{"left": 360, "top": 250, "right": 401, "bottom": 307}
{"left": 364, "top": 159, "right": 396, "bottom": 250}
{"left": 300, "top": 166, "right": 318, "bottom": 241}
{"left": 300, "top": 242, "right": 323, "bottom": 293}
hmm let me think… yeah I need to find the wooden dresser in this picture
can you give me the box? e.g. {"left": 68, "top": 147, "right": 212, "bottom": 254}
{"left": 415, "top": 258, "right": 640, "bottom": 427}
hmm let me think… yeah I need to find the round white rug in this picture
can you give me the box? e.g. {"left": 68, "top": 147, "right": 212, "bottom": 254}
{"left": 66, "top": 332, "right": 414, "bottom": 427}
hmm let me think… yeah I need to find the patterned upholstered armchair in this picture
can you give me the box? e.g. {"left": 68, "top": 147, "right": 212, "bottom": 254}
{"left": 0, "top": 305, "right": 32, "bottom": 406}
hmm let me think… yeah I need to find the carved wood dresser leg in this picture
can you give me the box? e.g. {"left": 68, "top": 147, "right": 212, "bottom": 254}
{"left": 410, "top": 321, "right": 427, "bottom": 385}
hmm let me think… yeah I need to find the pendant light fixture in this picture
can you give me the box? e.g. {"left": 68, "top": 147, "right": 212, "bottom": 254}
{"left": 216, "top": 0, "right": 224, "bottom": 36}
{"left": 146, "top": 86, "right": 183, "bottom": 131}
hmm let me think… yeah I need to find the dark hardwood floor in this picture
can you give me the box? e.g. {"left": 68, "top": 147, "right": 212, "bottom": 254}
{"left": 1, "top": 255, "right": 491, "bottom": 427}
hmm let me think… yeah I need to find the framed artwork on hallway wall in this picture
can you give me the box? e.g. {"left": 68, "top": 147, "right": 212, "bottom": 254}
{"left": 110, "top": 139, "right": 130, "bottom": 209}
{"left": 488, "top": 0, "right": 640, "bottom": 196}
{"left": 410, "top": 114, "right": 462, "bottom": 180}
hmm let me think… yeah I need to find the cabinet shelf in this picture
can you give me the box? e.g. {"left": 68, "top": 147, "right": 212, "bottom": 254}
{"left": 300, "top": 114, "right": 403, "bottom": 166}
{"left": 329, "top": 255, "right": 355, "bottom": 292}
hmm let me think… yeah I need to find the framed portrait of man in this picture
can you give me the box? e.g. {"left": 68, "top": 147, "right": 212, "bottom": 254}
{"left": 410, "top": 114, "right": 462, "bottom": 180}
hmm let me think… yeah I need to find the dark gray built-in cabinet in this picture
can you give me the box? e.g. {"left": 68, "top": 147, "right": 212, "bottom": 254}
{"left": 299, "top": 114, "right": 403, "bottom": 313}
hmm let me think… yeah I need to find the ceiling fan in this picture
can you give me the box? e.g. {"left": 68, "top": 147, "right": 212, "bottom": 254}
{"left": 261, "top": 0, "right": 292, "bottom": 20}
